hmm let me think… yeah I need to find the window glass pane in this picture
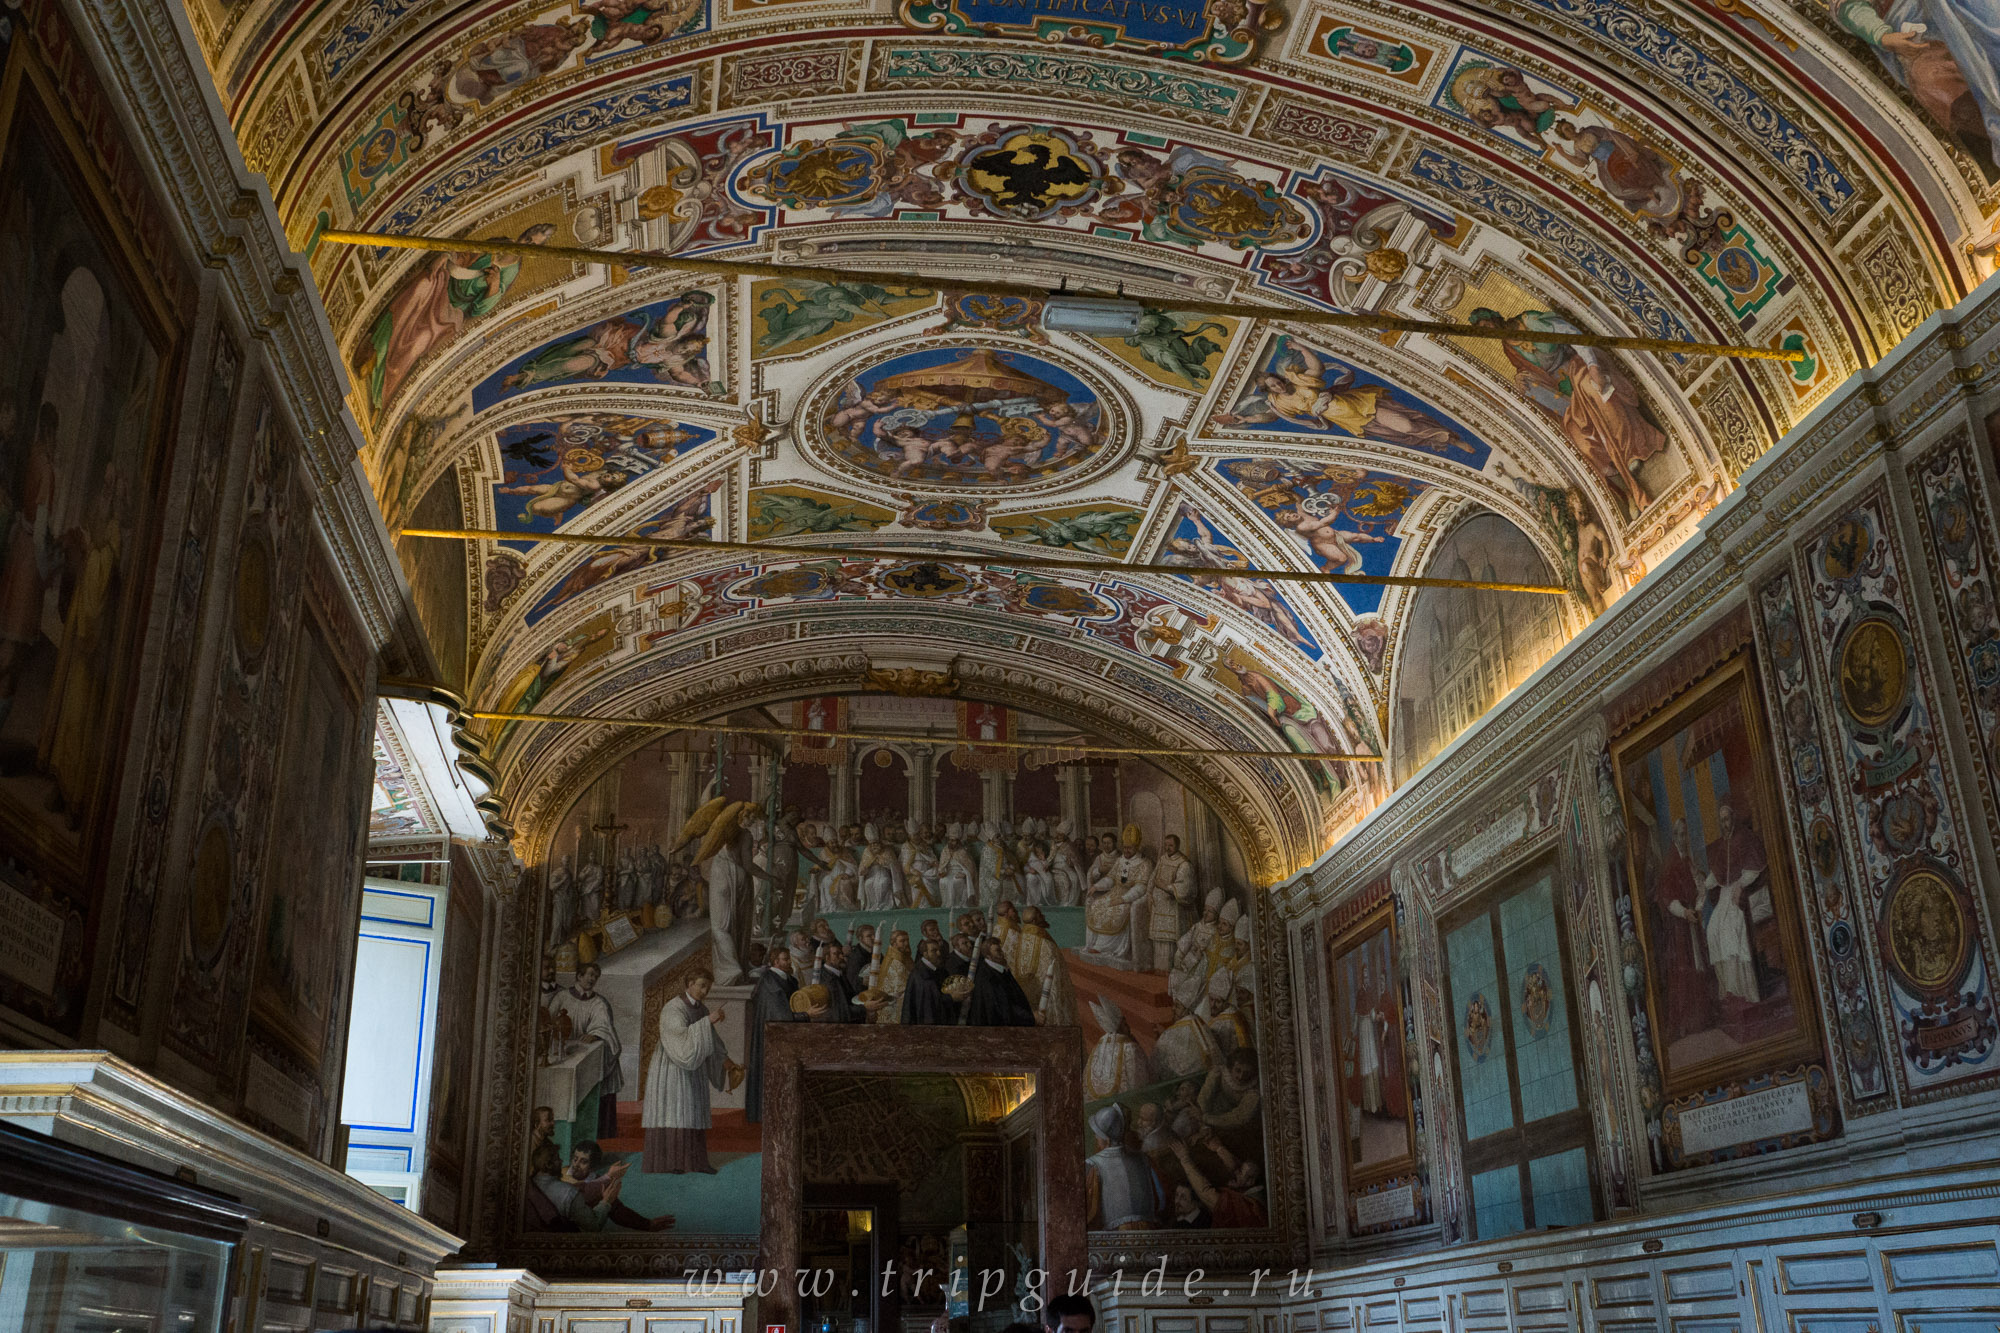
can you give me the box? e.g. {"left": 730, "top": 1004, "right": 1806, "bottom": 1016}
{"left": 1446, "top": 915, "right": 1515, "bottom": 1140}
{"left": 1498, "top": 875, "right": 1579, "bottom": 1123}
{"left": 1528, "top": 1147, "right": 1594, "bottom": 1228}
{"left": 1470, "top": 1165, "right": 1525, "bottom": 1240}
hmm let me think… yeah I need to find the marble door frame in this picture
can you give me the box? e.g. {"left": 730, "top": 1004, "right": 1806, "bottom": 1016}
{"left": 758, "top": 1025, "right": 1087, "bottom": 1329}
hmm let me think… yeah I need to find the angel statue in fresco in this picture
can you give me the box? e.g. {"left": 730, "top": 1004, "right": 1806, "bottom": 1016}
{"left": 1118, "top": 309, "right": 1232, "bottom": 386}
{"left": 756, "top": 280, "right": 909, "bottom": 353}
{"left": 502, "top": 296, "right": 713, "bottom": 392}
{"left": 576, "top": 0, "right": 703, "bottom": 54}
{"left": 1837, "top": 0, "right": 2000, "bottom": 176}
{"left": 534, "top": 479, "right": 723, "bottom": 609}
{"left": 1217, "top": 337, "right": 1474, "bottom": 454}
{"left": 362, "top": 222, "right": 556, "bottom": 411}
{"left": 497, "top": 417, "right": 693, "bottom": 524}
{"left": 1216, "top": 654, "right": 1355, "bottom": 796}
{"left": 1156, "top": 506, "right": 1319, "bottom": 655}
{"left": 1272, "top": 489, "right": 1389, "bottom": 575}
{"left": 1468, "top": 307, "right": 1667, "bottom": 521}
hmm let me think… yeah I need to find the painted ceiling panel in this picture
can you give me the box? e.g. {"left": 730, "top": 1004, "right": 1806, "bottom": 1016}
{"left": 188, "top": 0, "right": 2000, "bottom": 854}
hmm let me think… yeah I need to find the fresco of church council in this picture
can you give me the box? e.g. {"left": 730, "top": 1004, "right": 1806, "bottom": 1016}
{"left": 526, "top": 697, "right": 1270, "bottom": 1236}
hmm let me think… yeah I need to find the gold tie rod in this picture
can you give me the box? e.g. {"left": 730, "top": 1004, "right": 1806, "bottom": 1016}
{"left": 399, "top": 527, "right": 1572, "bottom": 594}
{"left": 472, "top": 709, "right": 1383, "bottom": 762}
{"left": 321, "top": 230, "right": 1805, "bottom": 364}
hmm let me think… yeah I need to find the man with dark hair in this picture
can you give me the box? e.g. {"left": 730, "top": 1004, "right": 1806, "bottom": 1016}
{"left": 1044, "top": 1295, "right": 1096, "bottom": 1333}
{"left": 746, "top": 947, "right": 816, "bottom": 1123}
{"left": 559, "top": 963, "right": 622, "bottom": 1139}
{"left": 527, "top": 1140, "right": 674, "bottom": 1231}
{"left": 813, "top": 942, "right": 885, "bottom": 1023}
{"left": 903, "top": 937, "right": 958, "bottom": 1025}
{"left": 966, "top": 936, "right": 1036, "bottom": 1026}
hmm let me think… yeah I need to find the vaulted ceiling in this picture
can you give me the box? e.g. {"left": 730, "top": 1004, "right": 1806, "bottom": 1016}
{"left": 193, "top": 0, "right": 1996, "bottom": 876}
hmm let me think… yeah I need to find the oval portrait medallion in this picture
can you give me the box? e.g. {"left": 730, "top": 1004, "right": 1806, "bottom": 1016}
{"left": 810, "top": 344, "right": 1117, "bottom": 491}
{"left": 1883, "top": 867, "right": 1968, "bottom": 995}
{"left": 1837, "top": 617, "right": 1909, "bottom": 728}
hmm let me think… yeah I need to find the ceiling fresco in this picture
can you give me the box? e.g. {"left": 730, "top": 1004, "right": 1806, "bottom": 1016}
{"left": 186, "top": 0, "right": 2000, "bottom": 868}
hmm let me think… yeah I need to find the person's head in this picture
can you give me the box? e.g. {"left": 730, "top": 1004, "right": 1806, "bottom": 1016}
{"left": 953, "top": 932, "right": 974, "bottom": 956}
{"left": 686, "top": 969, "right": 714, "bottom": 1002}
{"left": 825, "top": 943, "right": 846, "bottom": 969}
{"left": 982, "top": 936, "right": 1007, "bottom": 965}
{"left": 531, "top": 1105, "right": 554, "bottom": 1135}
{"left": 1231, "top": 1158, "right": 1261, "bottom": 1190}
{"left": 770, "top": 948, "right": 794, "bottom": 975}
{"left": 1135, "top": 1102, "right": 1161, "bottom": 1133}
{"left": 921, "top": 919, "right": 943, "bottom": 942}
{"left": 1023, "top": 906, "right": 1049, "bottom": 930}
{"left": 1172, "top": 1182, "right": 1198, "bottom": 1216}
{"left": 812, "top": 918, "right": 836, "bottom": 941}
{"left": 1097, "top": 833, "right": 1115, "bottom": 853}
{"left": 575, "top": 962, "right": 602, "bottom": 995}
{"left": 857, "top": 924, "right": 878, "bottom": 947}
{"left": 891, "top": 928, "right": 911, "bottom": 953}
{"left": 747, "top": 942, "right": 769, "bottom": 969}
{"left": 568, "top": 1140, "right": 603, "bottom": 1178}
{"left": 1227, "top": 1049, "right": 1259, "bottom": 1087}
{"left": 1088, "top": 1103, "right": 1126, "bottom": 1150}
{"left": 1044, "top": 1294, "right": 1096, "bottom": 1333}
{"left": 920, "top": 938, "right": 944, "bottom": 965}
{"left": 1719, "top": 802, "right": 1738, "bottom": 836}
{"left": 997, "top": 900, "right": 1019, "bottom": 922}
{"left": 530, "top": 1141, "right": 563, "bottom": 1178}
{"left": 1163, "top": 834, "right": 1180, "bottom": 856}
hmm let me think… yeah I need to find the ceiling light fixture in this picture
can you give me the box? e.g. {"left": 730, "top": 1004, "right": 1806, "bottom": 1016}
{"left": 470, "top": 709, "right": 1383, "bottom": 762}
{"left": 1040, "top": 296, "right": 1147, "bottom": 336}
{"left": 321, "top": 230, "right": 1806, "bottom": 364}
{"left": 398, "top": 527, "right": 1573, "bottom": 595}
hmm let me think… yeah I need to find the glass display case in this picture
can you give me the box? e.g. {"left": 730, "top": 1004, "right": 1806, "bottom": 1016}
{"left": 0, "top": 1119, "right": 251, "bottom": 1332}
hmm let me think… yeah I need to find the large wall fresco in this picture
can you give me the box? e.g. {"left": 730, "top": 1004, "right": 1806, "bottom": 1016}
{"left": 1607, "top": 641, "right": 1836, "bottom": 1169}
{"left": 0, "top": 46, "right": 191, "bottom": 1040}
{"left": 523, "top": 697, "right": 1277, "bottom": 1243}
